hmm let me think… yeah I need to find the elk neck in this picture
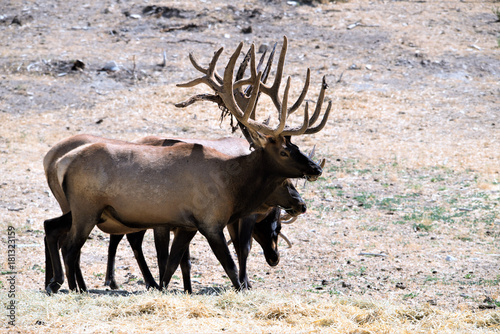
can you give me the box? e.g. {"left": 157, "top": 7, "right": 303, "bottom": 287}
{"left": 226, "top": 148, "right": 288, "bottom": 221}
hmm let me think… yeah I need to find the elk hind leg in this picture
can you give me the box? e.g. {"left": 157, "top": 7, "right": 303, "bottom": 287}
{"left": 153, "top": 226, "right": 171, "bottom": 284}
{"left": 60, "top": 214, "right": 96, "bottom": 292}
{"left": 44, "top": 212, "right": 71, "bottom": 294}
{"left": 180, "top": 244, "right": 192, "bottom": 293}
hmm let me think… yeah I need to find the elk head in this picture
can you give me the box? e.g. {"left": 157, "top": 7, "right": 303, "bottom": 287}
{"left": 176, "top": 36, "right": 331, "bottom": 180}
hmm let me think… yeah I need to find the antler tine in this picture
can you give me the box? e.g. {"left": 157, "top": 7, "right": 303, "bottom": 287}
{"left": 281, "top": 215, "right": 298, "bottom": 224}
{"left": 177, "top": 47, "right": 225, "bottom": 89}
{"left": 187, "top": 52, "right": 222, "bottom": 85}
{"left": 304, "top": 99, "right": 332, "bottom": 134}
{"left": 281, "top": 101, "right": 309, "bottom": 136}
{"left": 234, "top": 44, "right": 258, "bottom": 90}
{"left": 235, "top": 46, "right": 253, "bottom": 82}
{"left": 222, "top": 42, "right": 261, "bottom": 125}
{"left": 279, "top": 233, "right": 293, "bottom": 248}
{"left": 307, "top": 75, "right": 328, "bottom": 126}
{"left": 308, "top": 144, "right": 316, "bottom": 159}
{"left": 244, "top": 42, "right": 277, "bottom": 120}
{"left": 206, "top": 47, "right": 225, "bottom": 87}
{"left": 286, "top": 68, "right": 311, "bottom": 116}
{"left": 259, "top": 36, "right": 288, "bottom": 111}
{"left": 262, "top": 42, "right": 277, "bottom": 85}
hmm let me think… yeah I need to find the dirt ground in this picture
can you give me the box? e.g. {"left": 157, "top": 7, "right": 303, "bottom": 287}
{"left": 1, "top": 0, "right": 499, "bottom": 320}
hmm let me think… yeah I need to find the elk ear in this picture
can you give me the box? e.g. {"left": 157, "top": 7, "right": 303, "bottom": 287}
{"left": 244, "top": 126, "right": 268, "bottom": 149}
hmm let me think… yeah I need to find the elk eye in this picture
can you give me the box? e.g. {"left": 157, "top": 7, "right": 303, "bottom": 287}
{"left": 280, "top": 151, "right": 288, "bottom": 157}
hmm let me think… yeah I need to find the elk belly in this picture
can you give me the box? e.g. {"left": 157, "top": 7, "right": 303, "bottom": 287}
{"left": 97, "top": 209, "right": 145, "bottom": 235}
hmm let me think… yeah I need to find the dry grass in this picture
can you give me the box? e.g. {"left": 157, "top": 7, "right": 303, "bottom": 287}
{"left": 2, "top": 289, "right": 499, "bottom": 333}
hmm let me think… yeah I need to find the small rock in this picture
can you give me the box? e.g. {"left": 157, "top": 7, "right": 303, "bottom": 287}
{"left": 395, "top": 282, "right": 406, "bottom": 289}
{"left": 479, "top": 304, "right": 496, "bottom": 309}
{"left": 71, "top": 60, "right": 85, "bottom": 71}
{"left": 258, "top": 43, "right": 269, "bottom": 53}
{"left": 445, "top": 255, "right": 457, "bottom": 262}
{"left": 129, "top": 14, "right": 141, "bottom": 19}
{"left": 102, "top": 61, "right": 119, "bottom": 72}
{"left": 341, "top": 281, "right": 351, "bottom": 288}
{"left": 241, "top": 26, "right": 252, "bottom": 34}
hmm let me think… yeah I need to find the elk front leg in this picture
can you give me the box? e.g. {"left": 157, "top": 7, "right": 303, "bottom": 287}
{"left": 199, "top": 227, "right": 241, "bottom": 291}
{"left": 160, "top": 229, "right": 197, "bottom": 291}
{"left": 126, "top": 231, "right": 160, "bottom": 290}
{"left": 105, "top": 234, "right": 124, "bottom": 290}
{"left": 179, "top": 248, "right": 192, "bottom": 293}
{"left": 235, "top": 217, "right": 256, "bottom": 290}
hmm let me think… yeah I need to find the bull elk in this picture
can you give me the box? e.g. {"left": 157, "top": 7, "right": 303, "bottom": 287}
{"left": 44, "top": 134, "right": 305, "bottom": 292}
{"left": 44, "top": 36, "right": 330, "bottom": 293}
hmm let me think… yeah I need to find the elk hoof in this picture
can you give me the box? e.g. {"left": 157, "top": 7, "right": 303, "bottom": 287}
{"left": 145, "top": 282, "right": 161, "bottom": 291}
{"left": 46, "top": 279, "right": 62, "bottom": 295}
{"left": 105, "top": 279, "right": 119, "bottom": 290}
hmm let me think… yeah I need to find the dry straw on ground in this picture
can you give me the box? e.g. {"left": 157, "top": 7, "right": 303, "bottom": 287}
{"left": 3, "top": 289, "right": 499, "bottom": 333}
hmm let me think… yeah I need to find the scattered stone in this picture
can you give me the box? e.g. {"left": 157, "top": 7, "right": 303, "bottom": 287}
{"left": 241, "top": 26, "right": 252, "bottom": 34}
{"left": 101, "top": 61, "right": 119, "bottom": 72}
{"left": 341, "top": 281, "right": 351, "bottom": 288}
{"left": 71, "top": 60, "right": 85, "bottom": 71}
{"left": 445, "top": 255, "right": 457, "bottom": 262}
{"left": 395, "top": 282, "right": 406, "bottom": 289}
{"left": 479, "top": 304, "right": 496, "bottom": 309}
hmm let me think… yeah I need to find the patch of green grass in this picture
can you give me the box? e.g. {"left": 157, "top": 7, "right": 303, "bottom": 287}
{"left": 377, "top": 197, "right": 401, "bottom": 211}
{"left": 32, "top": 264, "right": 45, "bottom": 273}
{"left": 353, "top": 193, "right": 375, "bottom": 209}
{"left": 431, "top": 175, "right": 445, "bottom": 182}
{"left": 457, "top": 275, "right": 500, "bottom": 286}
{"left": 412, "top": 222, "right": 433, "bottom": 232}
{"left": 424, "top": 276, "right": 439, "bottom": 283}
{"left": 403, "top": 292, "right": 419, "bottom": 300}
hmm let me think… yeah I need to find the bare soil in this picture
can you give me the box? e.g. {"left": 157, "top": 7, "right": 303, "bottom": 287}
{"left": 1, "top": 0, "right": 499, "bottom": 324}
